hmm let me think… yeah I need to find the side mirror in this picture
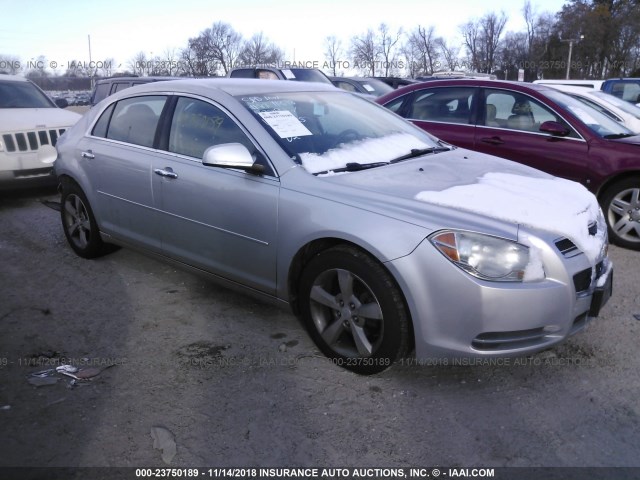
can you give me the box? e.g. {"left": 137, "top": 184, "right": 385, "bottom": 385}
{"left": 202, "top": 143, "right": 264, "bottom": 174}
{"left": 539, "top": 120, "right": 570, "bottom": 137}
{"left": 55, "top": 98, "right": 69, "bottom": 109}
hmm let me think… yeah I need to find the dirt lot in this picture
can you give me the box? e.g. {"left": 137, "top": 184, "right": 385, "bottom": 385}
{"left": 1, "top": 187, "right": 640, "bottom": 474}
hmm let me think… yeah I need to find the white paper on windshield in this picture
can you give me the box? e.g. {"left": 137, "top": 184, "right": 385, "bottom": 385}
{"left": 362, "top": 84, "right": 375, "bottom": 92}
{"left": 567, "top": 105, "right": 599, "bottom": 125}
{"left": 282, "top": 69, "right": 296, "bottom": 79}
{"left": 259, "top": 110, "right": 313, "bottom": 138}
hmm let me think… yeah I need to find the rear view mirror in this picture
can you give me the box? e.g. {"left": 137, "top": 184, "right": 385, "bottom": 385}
{"left": 202, "top": 143, "right": 264, "bottom": 174}
{"left": 55, "top": 98, "right": 69, "bottom": 109}
{"left": 539, "top": 121, "right": 570, "bottom": 137}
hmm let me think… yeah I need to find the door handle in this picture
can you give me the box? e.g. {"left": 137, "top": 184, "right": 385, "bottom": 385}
{"left": 154, "top": 167, "right": 178, "bottom": 179}
{"left": 480, "top": 136, "right": 505, "bottom": 145}
{"left": 81, "top": 150, "right": 95, "bottom": 159}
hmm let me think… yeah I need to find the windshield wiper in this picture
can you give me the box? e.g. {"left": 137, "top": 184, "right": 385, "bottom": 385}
{"left": 314, "top": 161, "right": 389, "bottom": 175}
{"left": 604, "top": 133, "right": 636, "bottom": 139}
{"left": 389, "top": 146, "right": 452, "bottom": 164}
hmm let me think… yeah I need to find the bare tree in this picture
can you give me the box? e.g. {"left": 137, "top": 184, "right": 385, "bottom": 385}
{"left": 323, "top": 35, "right": 343, "bottom": 76}
{"left": 128, "top": 52, "right": 149, "bottom": 76}
{"left": 378, "top": 23, "right": 403, "bottom": 76}
{"left": 436, "top": 38, "right": 461, "bottom": 71}
{"left": 401, "top": 39, "right": 421, "bottom": 78}
{"left": 350, "top": 29, "right": 379, "bottom": 76}
{"left": 407, "top": 25, "right": 441, "bottom": 76}
{"left": 239, "top": 32, "right": 283, "bottom": 66}
{"left": 202, "top": 21, "right": 243, "bottom": 74}
{"left": 460, "top": 11, "right": 508, "bottom": 73}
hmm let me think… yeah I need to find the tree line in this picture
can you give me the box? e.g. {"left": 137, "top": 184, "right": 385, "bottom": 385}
{"left": 2, "top": 0, "right": 639, "bottom": 86}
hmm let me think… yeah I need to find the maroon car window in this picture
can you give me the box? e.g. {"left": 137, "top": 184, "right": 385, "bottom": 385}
{"left": 483, "top": 89, "right": 576, "bottom": 137}
{"left": 409, "top": 87, "right": 475, "bottom": 125}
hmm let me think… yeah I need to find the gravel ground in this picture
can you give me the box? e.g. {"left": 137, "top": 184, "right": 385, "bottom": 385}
{"left": 1, "top": 186, "right": 639, "bottom": 474}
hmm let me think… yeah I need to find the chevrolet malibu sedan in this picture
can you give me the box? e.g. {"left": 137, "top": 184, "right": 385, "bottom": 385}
{"left": 55, "top": 79, "right": 612, "bottom": 374}
{"left": 377, "top": 79, "right": 640, "bottom": 250}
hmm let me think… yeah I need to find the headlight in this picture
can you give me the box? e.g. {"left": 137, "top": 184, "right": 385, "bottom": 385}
{"left": 430, "top": 230, "right": 532, "bottom": 282}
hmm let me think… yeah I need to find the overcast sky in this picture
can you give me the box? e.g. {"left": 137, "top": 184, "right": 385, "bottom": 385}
{"left": 1, "top": 0, "right": 567, "bottom": 73}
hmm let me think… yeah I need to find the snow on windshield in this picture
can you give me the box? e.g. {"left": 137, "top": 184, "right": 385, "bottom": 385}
{"left": 416, "top": 173, "right": 606, "bottom": 265}
{"left": 300, "top": 133, "right": 430, "bottom": 174}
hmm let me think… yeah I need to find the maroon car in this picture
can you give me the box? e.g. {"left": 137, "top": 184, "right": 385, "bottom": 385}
{"left": 377, "top": 79, "right": 640, "bottom": 250}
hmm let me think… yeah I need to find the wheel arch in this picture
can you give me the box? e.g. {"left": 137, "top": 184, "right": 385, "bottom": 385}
{"left": 287, "top": 237, "right": 415, "bottom": 349}
{"left": 595, "top": 171, "right": 640, "bottom": 201}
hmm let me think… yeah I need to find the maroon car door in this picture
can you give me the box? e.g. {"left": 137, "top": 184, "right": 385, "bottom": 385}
{"left": 402, "top": 87, "right": 478, "bottom": 150}
{"left": 474, "top": 88, "right": 590, "bottom": 186}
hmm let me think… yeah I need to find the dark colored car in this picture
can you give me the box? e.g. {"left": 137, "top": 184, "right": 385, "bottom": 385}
{"left": 377, "top": 79, "right": 640, "bottom": 250}
{"left": 329, "top": 76, "right": 393, "bottom": 97}
{"left": 602, "top": 78, "right": 640, "bottom": 105}
{"left": 228, "top": 67, "right": 333, "bottom": 85}
{"left": 90, "top": 76, "right": 180, "bottom": 106}
{"left": 374, "top": 77, "right": 419, "bottom": 89}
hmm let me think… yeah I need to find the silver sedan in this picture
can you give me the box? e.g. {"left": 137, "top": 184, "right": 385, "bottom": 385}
{"left": 54, "top": 79, "right": 613, "bottom": 374}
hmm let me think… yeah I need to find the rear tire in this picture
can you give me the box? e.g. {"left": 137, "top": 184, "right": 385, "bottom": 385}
{"left": 600, "top": 177, "right": 640, "bottom": 250}
{"left": 60, "top": 182, "right": 112, "bottom": 258}
{"left": 298, "top": 245, "right": 411, "bottom": 375}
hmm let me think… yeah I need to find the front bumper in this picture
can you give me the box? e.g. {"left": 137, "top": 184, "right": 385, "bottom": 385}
{"left": 387, "top": 229, "right": 612, "bottom": 360}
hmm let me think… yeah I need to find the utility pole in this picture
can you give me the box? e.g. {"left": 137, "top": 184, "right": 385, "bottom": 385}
{"left": 561, "top": 35, "right": 584, "bottom": 79}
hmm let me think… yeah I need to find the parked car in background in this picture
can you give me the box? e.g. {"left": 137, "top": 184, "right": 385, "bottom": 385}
{"left": 329, "top": 76, "right": 393, "bottom": 97}
{"left": 90, "top": 76, "right": 180, "bottom": 106}
{"left": 374, "top": 77, "right": 419, "bottom": 89}
{"left": 544, "top": 84, "right": 640, "bottom": 133}
{"left": 228, "top": 67, "right": 333, "bottom": 85}
{"left": 55, "top": 79, "right": 611, "bottom": 374}
{"left": 0, "top": 74, "right": 81, "bottom": 189}
{"left": 534, "top": 78, "right": 640, "bottom": 106}
{"left": 602, "top": 78, "right": 640, "bottom": 106}
{"left": 377, "top": 79, "right": 640, "bottom": 250}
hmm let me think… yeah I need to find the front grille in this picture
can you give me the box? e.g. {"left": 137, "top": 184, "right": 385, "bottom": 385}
{"left": 573, "top": 261, "right": 605, "bottom": 294}
{"left": 2, "top": 128, "right": 66, "bottom": 153}
{"left": 472, "top": 327, "right": 548, "bottom": 351}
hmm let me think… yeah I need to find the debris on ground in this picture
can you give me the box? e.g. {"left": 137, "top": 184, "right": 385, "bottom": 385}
{"left": 26, "top": 362, "right": 116, "bottom": 387}
{"left": 150, "top": 426, "right": 177, "bottom": 464}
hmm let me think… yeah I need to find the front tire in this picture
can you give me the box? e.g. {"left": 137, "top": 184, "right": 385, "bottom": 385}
{"left": 601, "top": 177, "right": 640, "bottom": 250}
{"left": 60, "top": 182, "right": 109, "bottom": 258}
{"left": 299, "top": 245, "right": 411, "bottom": 375}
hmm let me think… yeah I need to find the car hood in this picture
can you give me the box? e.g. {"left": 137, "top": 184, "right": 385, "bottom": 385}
{"left": 319, "top": 148, "right": 605, "bottom": 263}
{"left": 324, "top": 147, "right": 550, "bottom": 199}
{"left": 0, "top": 108, "right": 82, "bottom": 132}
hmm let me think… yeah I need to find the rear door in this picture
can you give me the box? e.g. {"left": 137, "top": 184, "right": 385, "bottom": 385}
{"left": 84, "top": 95, "right": 168, "bottom": 251}
{"left": 387, "top": 86, "right": 477, "bottom": 149}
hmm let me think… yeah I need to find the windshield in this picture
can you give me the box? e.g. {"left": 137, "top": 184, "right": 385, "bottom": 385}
{"left": 544, "top": 89, "right": 634, "bottom": 138}
{"left": 592, "top": 91, "right": 640, "bottom": 120}
{"left": 0, "top": 80, "right": 55, "bottom": 108}
{"left": 238, "top": 90, "right": 441, "bottom": 174}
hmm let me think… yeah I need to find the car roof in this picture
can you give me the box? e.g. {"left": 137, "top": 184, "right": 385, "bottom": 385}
{"left": 114, "top": 78, "right": 340, "bottom": 97}
{"left": 402, "top": 78, "right": 553, "bottom": 92}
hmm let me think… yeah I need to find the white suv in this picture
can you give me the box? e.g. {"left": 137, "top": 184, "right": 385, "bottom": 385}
{"left": 0, "top": 74, "right": 81, "bottom": 189}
